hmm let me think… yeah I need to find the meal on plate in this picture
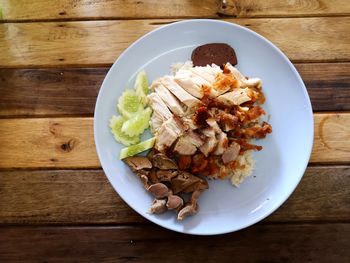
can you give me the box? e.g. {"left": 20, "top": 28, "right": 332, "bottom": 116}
{"left": 109, "top": 43, "right": 272, "bottom": 220}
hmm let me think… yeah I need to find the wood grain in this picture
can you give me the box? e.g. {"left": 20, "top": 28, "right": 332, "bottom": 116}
{"left": 1, "top": 17, "right": 349, "bottom": 67}
{"left": 0, "top": 166, "right": 348, "bottom": 225}
{"left": 0, "top": 118, "right": 100, "bottom": 169}
{"left": 295, "top": 63, "right": 350, "bottom": 111}
{"left": 0, "top": 63, "right": 349, "bottom": 117}
{"left": 0, "top": 224, "right": 349, "bottom": 262}
{"left": 0, "top": 113, "right": 349, "bottom": 169}
{"left": 0, "top": 0, "right": 349, "bottom": 21}
{"left": 0, "top": 68, "right": 103, "bottom": 117}
{"left": 312, "top": 113, "right": 350, "bottom": 163}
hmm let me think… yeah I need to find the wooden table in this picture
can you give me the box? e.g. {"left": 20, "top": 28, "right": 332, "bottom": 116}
{"left": 0, "top": 1, "right": 349, "bottom": 262}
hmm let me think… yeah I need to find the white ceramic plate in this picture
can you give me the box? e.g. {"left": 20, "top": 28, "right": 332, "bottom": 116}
{"left": 94, "top": 19, "right": 313, "bottom": 235}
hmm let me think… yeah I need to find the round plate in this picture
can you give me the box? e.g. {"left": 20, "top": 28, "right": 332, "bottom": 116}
{"left": 94, "top": 19, "right": 313, "bottom": 235}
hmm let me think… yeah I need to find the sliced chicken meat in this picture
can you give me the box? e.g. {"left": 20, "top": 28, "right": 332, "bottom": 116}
{"left": 152, "top": 82, "right": 185, "bottom": 116}
{"left": 154, "top": 117, "right": 184, "bottom": 152}
{"left": 213, "top": 132, "right": 228, "bottom": 155}
{"left": 206, "top": 118, "right": 222, "bottom": 134}
{"left": 217, "top": 88, "right": 251, "bottom": 106}
{"left": 174, "top": 130, "right": 204, "bottom": 155}
{"left": 190, "top": 64, "right": 222, "bottom": 83}
{"left": 147, "top": 92, "right": 172, "bottom": 121}
{"left": 222, "top": 142, "right": 240, "bottom": 164}
{"left": 199, "top": 127, "right": 218, "bottom": 157}
{"left": 225, "top": 63, "right": 262, "bottom": 89}
{"left": 160, "top": 76, "right": 200, "bottom": 108}
{"left": 174, "top": 69, "right": 212, "bottom": 98}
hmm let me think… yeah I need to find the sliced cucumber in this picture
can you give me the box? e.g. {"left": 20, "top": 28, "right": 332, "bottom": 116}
{"left": 117, "top": 89, "right": 143, "bottom": 118}
{"left": 134, "top": 70, "right": 149, "bottom": 106}
{"left": 121, "top": 107, "right": 152, "bottom": 137}
{"left": 119, "top": 137, "right": 156, "bottom": 159}
{"left": 109, "top": 115, "right": 140, "bottom": 146}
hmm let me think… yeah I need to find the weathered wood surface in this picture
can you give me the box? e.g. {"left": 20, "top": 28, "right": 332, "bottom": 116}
{"left": 0, "top": 63, "right": 349, "bottom": 117}
{"left": 0, "top": 224, "right": 349, "bottom": 262}
{"left": 0, "top": 113, "right": 348, "bottom": 169}
{"left": 1, "top": 17, "right": 349, "bottom": 67}
{"left": 0, "top": 0, "right": 349, "bottom": 21}
{"left": 0, "top": 166, "right": 348, "bottom": 225}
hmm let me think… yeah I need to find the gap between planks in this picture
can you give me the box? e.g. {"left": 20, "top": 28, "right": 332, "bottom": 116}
{"left": 0, "top": 0, "right": 349, "bottom": 21}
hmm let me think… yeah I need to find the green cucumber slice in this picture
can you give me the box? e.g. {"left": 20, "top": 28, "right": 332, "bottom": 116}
{"left": 119, "top": 137, "right": 156, "bottom": 159}
{"left": 117, "top": 89, "right": 143, "bottom": 118}
{"left": 109, "top": 115, "right": 140, "bottom": 146}
{"left": 134, "top": 70, "right": 149, "bottom": 106}
{"left": 121, "top": 107, "right": 152, "bottom": 137}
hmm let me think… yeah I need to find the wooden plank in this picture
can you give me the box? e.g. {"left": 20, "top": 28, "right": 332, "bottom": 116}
{"left": 0, "top": 166, "right": 348, "bottom": 225}
{"left": 0, "top": 113, "right": 349, "bottom": 169}
{"left": 0, "top": 118, "right": 100, "bottom": 169}
{"left": 1, "top": 17, "right": 349, "bottom": 67}
{"left": 0, "top": 63, "right": 349, "bottom": 117}
{"left": 312, "top": 113, "right": 350, "bottom": 163}
{"left": 295, "top": 63, "right": 350, "bottom": 111}
{"left": 0, "top": 0, "right": 349, "bottom": 21}
{"left": 0, "top": 224, "right": 349, "bottom": 262}
{"left": 0, "top": 68, "right": 103, "bottom": 117}
{"left": 0, "top": 0, "right": 219, "bottom": 21}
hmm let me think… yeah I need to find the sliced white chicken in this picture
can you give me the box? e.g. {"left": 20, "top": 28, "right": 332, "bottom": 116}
{"left": 190, "top": 65, "right": 222, "bottom": 83}
{"left": 206, "top": 118, "right": 222, "bottom": 134}
{"left": 147, "top": 93, "right": 172, "bottom": 121}
{"left": 225, "top": 63, "right": 262, "bottom": 89}
{"left": 199, "top": 127, "right": 218, "bottom": 157}
{"left": 149, "top": 112, "right": 163, "bottom": 133}
{"left": 155, "top": 117, "right": 184, "bottom": 152}
{"left": 152, "top": 82, "right": 185, "bottom": 116}
{"left": 160, "top": 76, "right": 200, "bottom": 108}
{"left": 174, "top": 69, "right": 211, "bottom": 98}
{"left": 174, "top": 136, "right": 197, "bottom": 155}
{"left": 213, "top": 132, "right": 228, "bottom": 155}
{"left": 217, "top": 88, "right": 251, "bottom": 106}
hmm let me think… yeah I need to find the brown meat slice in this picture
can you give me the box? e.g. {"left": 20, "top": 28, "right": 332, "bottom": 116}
{"left": 222, "top": 142, "right": 240, "bottom": 164}
{"left": 147, "top": 183, "right": 169, "bottom": 198}
{"left": 177, "top": 190, "right": 203, "bottom": 220}
{"left": 183, "top": 178, "right": 209, "bottom": 193}
{"left": 166, "top": 194, "right": 184, "bottom": 210}
{"left": 149, "top": 199, "right": 167, "bottom": 214}
{"left": 156, "top": 170, "right": 178, "bottom": 182}
{"left": 152, "top": 153, "right": 178, "bottom": 170}
{"left": 136, "top": 172, "right": 150, "bottom": 189}
{"left": 171, "top": 171, "right": 203, "bottom": 194}
{"left": 124, "top": 156, "right": 152, "bottom": 171}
